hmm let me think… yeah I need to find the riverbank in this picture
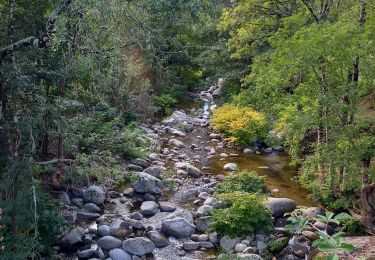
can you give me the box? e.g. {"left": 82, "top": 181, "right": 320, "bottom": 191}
{"left": 55, "top": 84, "right": 350, "bottom": 260}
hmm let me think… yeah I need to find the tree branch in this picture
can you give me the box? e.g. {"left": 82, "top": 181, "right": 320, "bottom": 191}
{"left": 0, "top": 0, "right": 71, "bottom": 63}
{"left": 300, "top": 0, "right": 319, "bottom": 22}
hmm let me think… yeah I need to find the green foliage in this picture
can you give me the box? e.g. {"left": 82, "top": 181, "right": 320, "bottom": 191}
{"left": 267, "top": 237, "right": 289, "bottom": 254}
{"left": 218, "top": 0, "right": 375, "bottom": 215}
{"left": 0, "top": 161, "right": 66, "bottom": 259}
{"left": 209, "top": 192, "right": 272, "bottom": 237}
{"left": 215, "top": 171, "right": 267, "bottom": 194}
{"left": 65, "top": 107, "right": 148, "bottom": 158}
{"left": 285, "top": 210, "right": 357, "bottom": 259}
{"left": 154, "top": 94, "right": 177, "bottom": 115}
{"left": 284, "top": 209, "right": 310, "bottom": 234}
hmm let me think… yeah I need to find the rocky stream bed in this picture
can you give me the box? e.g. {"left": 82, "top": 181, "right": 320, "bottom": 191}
{"left": 55, "top": 83, "right": 356, "bottom": 260}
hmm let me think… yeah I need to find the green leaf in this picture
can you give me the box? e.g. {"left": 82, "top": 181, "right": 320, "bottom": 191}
{"left": 317, "top": 242, "right": 337, "bottom": 251}
{"left": 327, "top": 254, "right": 339, "bottom": 260}
{"left": 339, "top": 243, "right": 355, "bottom": 253}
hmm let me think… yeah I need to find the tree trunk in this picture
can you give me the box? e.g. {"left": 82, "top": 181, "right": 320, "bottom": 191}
{"left": 53, "top": 82, "right": 65, "bottom": 188}
{"left": 360, "top": 157, "right": 375, "bottom": 232}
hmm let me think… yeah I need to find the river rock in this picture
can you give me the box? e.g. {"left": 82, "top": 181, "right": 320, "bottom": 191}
{"left": 130, "top": 212, "right": 143, "bottom": 220}
{"left": 162, "top": 218, "right": 196, "bottom": 238}
{"left": 256, "top": 241, "right": 267, "bottom": 251}
{"left": 83, "top": 203, "right": 101, "bottom": 213}
{"left": 109, "top": 248, "right": 132, "bottom": 260}
{"left": 77, "top": 248, "right": 95, "bottom": 258}
{"left": 132, "top": 172, "right": 163, "bottom": 194}
{"left": 209, "top": 133, "right": 221, "bottom": 139}
{"left": 61, "top": 227, "right": 85, "bottom": 247}
{"left": 148, "top": 230, "right": 170, "bottom": 248}
{"left": 98, "top": 236, "right": 122, "bottom": 250}
{"left": 302, "top": 231, "right": 319, "bottom": 241}
{"left": 140, "top": 201, "right": 159, "bottom": 216}
{"left": 159, "top": 201, "right": 176, "bottom": 212}
{"left": 196, "top": 205, "right": 213, "bottom": 217}
{"left": 186, "top": 165, "right": 202, "bottom": 178}
{"left": 200, "top": 241, "right": 215, "bottom": 249}
{"left": 110, "top": 219, "right": 130, "bottom": 238}
{"left": 82, "top": 186, "right": 105, "bottom": 206}
{"left": 132, "top": 158, "right": 151, "bottom": 169}
{"left": 128, "top": 164, "right": 143, "bottom": 172}
{"left": 123, "top": 188, "right": 134, "bottom": 197}
{"left": 196, "top": 216, "right": 213, "bottom": 232}
{"left": 168, "top": 139, "right": 186, "bottom": 148}
{"left": 235, "top": 243, "right": 248, "bottom": 253}
{"left": 98, "top": 225, "right": 111, "bottom": 237}
{"left": 237, "top": 254, "right": 263, "bottom": 260}
{"left": 220, "top": 236, "right": 242, "bottom": 250}
{"left": 144, "top": 166, "right": 166, "bottom": 179}
{"left": 122, "top": 237, "right": 155, "bottom": 256}
{"left": 265, "top": 198, "right": 296, "bottom": 217}
{"left": 302, "top": 207, "right": 325, "bottom": 219}
{"left": 244, "top": 148, "right": 254, "bottom": 154}
{"left": 183, "top": 241, "right": 200, "bottom": 251}
{"left": 224, "top": 163, "right": 238, "bottom": 171}
{"left": 77, "top": 211, "right": 100, "bottom": 220}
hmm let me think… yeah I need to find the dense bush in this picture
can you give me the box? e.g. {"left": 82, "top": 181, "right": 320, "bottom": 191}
{"left": 154, "top": 94, "right": 177, "bottom": 115}
{"left": 65, "top": 107, "right": 148, "bottom": 158}
{"left": 209, "top": 192, "right": 272, "bottom": 237}
{"left": 215, "top": 171, "right": 267, "bottom": 194}
{"left": 211, "top": 104, "right": 268, "bottom": 145}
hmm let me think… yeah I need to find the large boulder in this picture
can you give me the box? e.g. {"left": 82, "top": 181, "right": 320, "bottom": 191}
{"left": 162, "top": 218, "right": 196, "bottom": 238}
{"left": 265, "top": 198, "right": 296, "bottom": 217}
{"left": 61, "top": 227, "right": 85, "bottom": 247}
{"left": 109, "top": 248, "right": 132, "bottom": 260}
{"left": 224, "top": 163, "right": 238, "bottom": 171}
{"left": 132, "top": 172, "right": 163, "bottom": 194}
{"left": 98, "top": 236, "right": 122, "bottom": 250}
{"left": 122, "top": 237, "right": 155, "bottom": 256}
{"left": 140, "top": 201, "right": 159, "bottom": 216}
{"left": 82, "top": 186, "right": 105, "bottom": 206}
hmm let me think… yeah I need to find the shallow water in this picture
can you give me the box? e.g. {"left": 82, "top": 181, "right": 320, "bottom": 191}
{"left": 168, "top": 98, "right": 314, "bottom": 206}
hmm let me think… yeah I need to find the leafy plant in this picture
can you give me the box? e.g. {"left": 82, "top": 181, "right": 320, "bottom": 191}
{"left": 215, "top": 171, "right": 267, "bottom": 194}
{"left": 284, "top": 209, "right": 310, "bottom": 234}
{"left": 313, "top": 231, "right": 354, "bottom": 259}
{"left": 209, "top": 192, "right": 272, "bottom": 237}
{"left": 154, "top": 94, "right": 177, "bottom": 115}
{"left": 285, "top": 210, "right": 356, "bottom": 259}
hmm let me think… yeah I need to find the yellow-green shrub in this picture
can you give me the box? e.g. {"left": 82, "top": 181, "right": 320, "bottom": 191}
{"left": 211, "top": 104, "right": 268, "bottom": 145}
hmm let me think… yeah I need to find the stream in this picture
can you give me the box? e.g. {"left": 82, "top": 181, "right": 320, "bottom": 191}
{"left": 165, "top": 95, "right": 313, "bottom": 207}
